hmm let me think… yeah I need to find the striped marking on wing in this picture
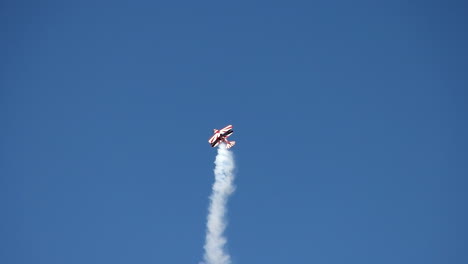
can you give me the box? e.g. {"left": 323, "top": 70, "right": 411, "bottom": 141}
{"left": 219, "top": 125, "right": 233, "bottom": 134}
{"left": 208, "top": 133, "right": 220, "bottom": 144}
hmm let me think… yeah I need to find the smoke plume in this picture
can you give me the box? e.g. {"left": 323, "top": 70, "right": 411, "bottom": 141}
{"left": 203, "top": 145, "right": 236, "bottom": 264}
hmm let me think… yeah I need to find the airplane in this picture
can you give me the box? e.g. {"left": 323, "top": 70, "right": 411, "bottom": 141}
{"left": 208, "top": 124, "right": 236, "bottom": 149}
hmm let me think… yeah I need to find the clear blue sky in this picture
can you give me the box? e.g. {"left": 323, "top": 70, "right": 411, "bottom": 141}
{"left": 1, "top": 1, "right": 467, "bottom": 263}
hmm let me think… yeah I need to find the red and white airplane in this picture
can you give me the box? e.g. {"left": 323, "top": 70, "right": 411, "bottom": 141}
{"left": 208, "top": 124, "right": 236, "bottom": 149}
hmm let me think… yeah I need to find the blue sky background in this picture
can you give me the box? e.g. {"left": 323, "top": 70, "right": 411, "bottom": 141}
{"left": 1, "top": 1, "right": 467, "bottom": 263}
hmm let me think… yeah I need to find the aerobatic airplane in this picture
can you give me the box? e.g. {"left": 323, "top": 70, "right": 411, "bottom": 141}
{"left": 208, "top": 125, "right": 236, "bottom": 149}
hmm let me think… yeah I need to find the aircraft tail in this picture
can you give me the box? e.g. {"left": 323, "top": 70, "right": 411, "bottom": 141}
{"left": 226, "top": 141, "right": 236, "bottom": 149}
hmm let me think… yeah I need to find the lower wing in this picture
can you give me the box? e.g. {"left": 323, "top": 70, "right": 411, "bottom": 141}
{"left": 211, "top": 139, "right": 221, "bottom": 147}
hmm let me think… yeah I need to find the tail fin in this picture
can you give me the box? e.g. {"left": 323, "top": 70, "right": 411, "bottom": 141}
{"left": 226, "top": 141, "right": 236, "bottom": 149}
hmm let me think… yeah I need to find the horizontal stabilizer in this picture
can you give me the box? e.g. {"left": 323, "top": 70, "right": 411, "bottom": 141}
{"left": 226, "top": 141, "right": 236, "bottom": 149}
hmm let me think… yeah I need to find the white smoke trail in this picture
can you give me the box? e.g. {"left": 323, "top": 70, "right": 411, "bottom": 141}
{"left": 203, "top": 145, "right": 236, "bottom": 264}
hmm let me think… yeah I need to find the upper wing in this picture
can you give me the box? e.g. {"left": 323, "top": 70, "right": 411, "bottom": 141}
{"left": 219, "top": 125, "right": 233, "bottom": 137}
{"left": 208, "top": 133, "right": 220, "bottom": 144}
{"left": 219, "top": 125, "right": 233, "bottom": 134}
